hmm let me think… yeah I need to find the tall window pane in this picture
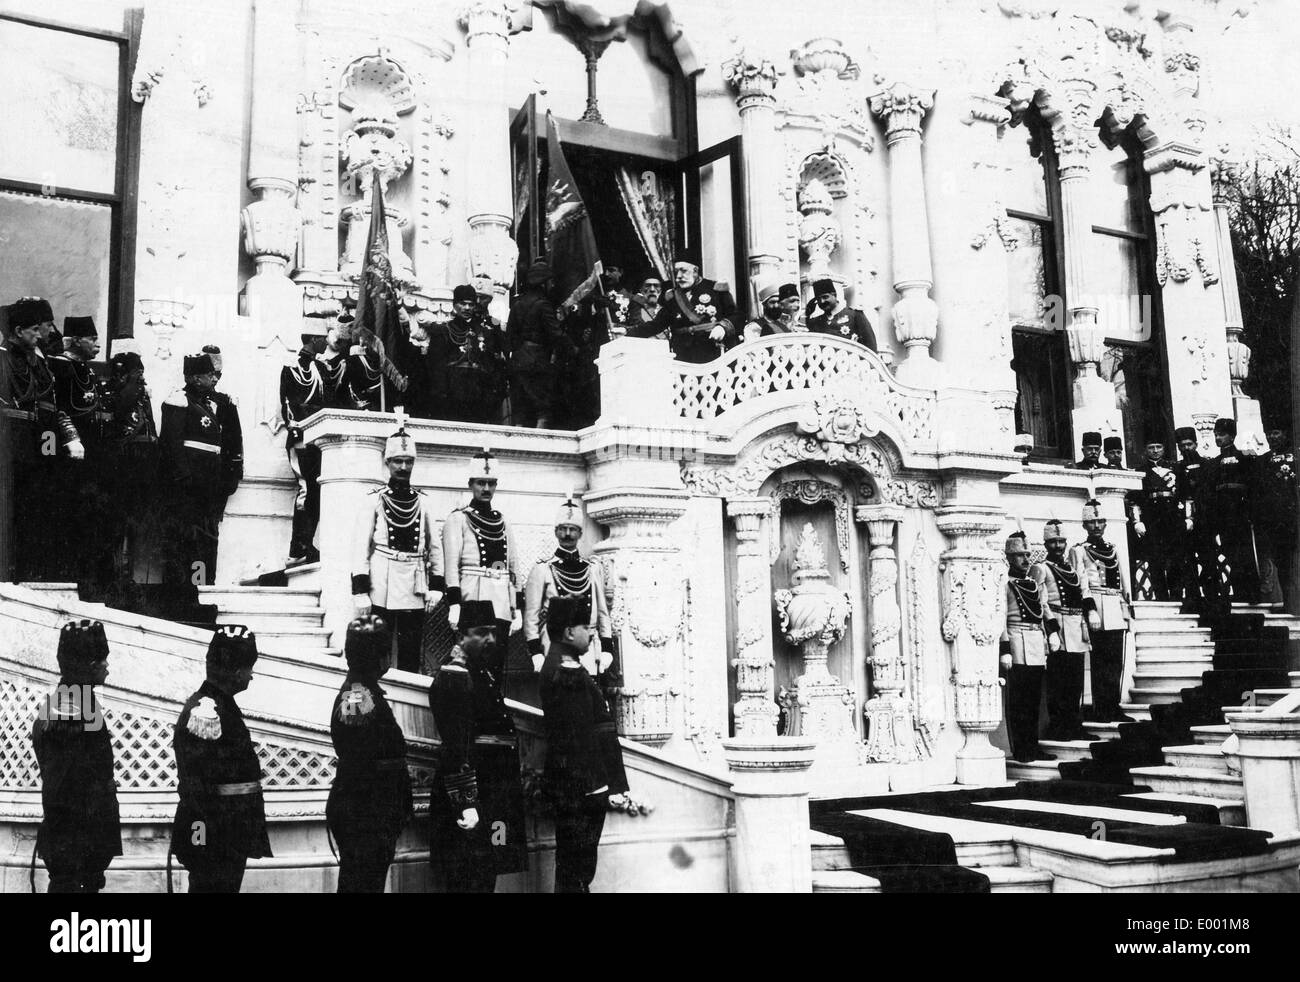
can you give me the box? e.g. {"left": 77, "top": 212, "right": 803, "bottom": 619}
{"left": 1006, "top": 217, "right": 1051, "bottom": 330}
{"left": 1090, "top": 233, "right": 1147, "bottom": 342}
{"left": 999, "top": 125, "right": 1048, "bottom": 217}
{"left": 1086, "top": 141, "right": 1141, "bottom": 233}
{"left": 0, "top": 189, "right": 112, "bottom": 327}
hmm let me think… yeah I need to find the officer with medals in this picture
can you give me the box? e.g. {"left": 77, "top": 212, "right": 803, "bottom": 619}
{"left": 1070, "top": 499, "right": 1133, "bottom": 723}
{"left": 319, "top": 314, "right": 352, "bottom": 408}
{"left": 539, "top": 595, "right": 629, "bottom": 893}
{"left": 342, "top": 318, "right": 386, "bottom": 412}
{"left": 744, "top": 282, "right": 804, "bottom": 341}
{"left": 665, "top": 251, "right": 738, "bottom": 364}
{"left": 327, "top": 615, "right": 413, "bottom": 892}
{"left": 1255, "top": 426, "right": 1298, "bottom": 604}
{"left": 1131, "top": 438, "right": 1183, "bottom": 601}
{"left": 160, "top": 352, "right": 231, "bottom": 600}
{"left": 1071, "top": 431, "right": 1104, "bottom": 470}
{"left": 442, "top": 448, "right": 524, "bottom": 643}
{"left": 430, "top": 284, "right": 507, "bottom": 424}
{"left": 170, "top": 625, "right": 272, "bottom": 893}
{"left": 806, "top": 278, "right": 877, "bottom": 350}
{"left": 281, "top": 333, "right": 329, "bottom": 566}
{"left": 1200, "top": 417, "right": 1260, "bottom": 605}
{"left": 352, "top": 428, "right": 443, "bottom": 674}
{"left": 524, "top": 495, "right": 616, "bottom": 686}
{"left": 1000, "top": 533, "right": 1053, "bottom": 763}
{"left": 507, "top": 261, "right": 567, "bottom": 427}
{"left": 427, "top": 600, "right": 527, "bottom": 892}
{"left": 49, "top": 316, "right": 108, "bottom": 452}
{"left": 1037, "top": 519, "right": 1093, "bottom": 741}
{"left": 31, "top": 620, "right": 121, "bottom": 893}
{"left": 625, "top": 273, "right": 673, "bottom": 340}
{"left": 202, "top": 345, "right": 245, "bottom": 520}
{"left": 1173, "top": 425, "right": 1209, "bottom": 601}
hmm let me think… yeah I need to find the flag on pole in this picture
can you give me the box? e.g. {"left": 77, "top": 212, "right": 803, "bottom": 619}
{"left": 355, "top": 182, "right": 407, "bottom": 401}
{"left": 544, "top": 112, "right": 603, "bottom": 309}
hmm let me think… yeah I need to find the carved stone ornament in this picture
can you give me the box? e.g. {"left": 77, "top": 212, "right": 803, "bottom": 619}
{"left": 341, "top": 99, "right": 414, "bottom": 196}
{"left": 798, "top": 177, "right": 840, "bottom": 281}
{"left": 867, "top": 82, "right": 935, "bottom": 144}
{"left": 794, "top": 386, "right": 887, "bottom": 461}
{"left": 607, "top": 554, "right": 685, "bottom": 649}
{"left": 768, "top": 480, "right": 851, "bottom": 571}
{"left": 681, "top": 432, "right": 897, "bottom": 500}
{"left": 939, "top": 558, "right": 1002, "bottom": 647}
{"left": 723, "top": 47, "right": 783, "bottom": 103}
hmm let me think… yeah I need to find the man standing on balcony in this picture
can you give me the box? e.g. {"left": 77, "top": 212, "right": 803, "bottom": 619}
{"left": 281, "top": 333, "right": 329, "bottom": 567}
{"left": 1201, "top": 417, "right": 1260, "bottom": 606}
{"left": 806, "top": 278, "right": 876, "bottom": 351}
{"left": 744, "top": 282, "right": 803, "bottom": 340}
{"left": 431, "top": 284, "right": 506, "bottom": 424}
{"left": 1103, "top": 436, "right": 1126, "bottom": 470}
{"left": 1131, "top": 438, "right": 1183, "bottom": 602}
{"left": 202, "top": 345, "right": 244, "bottom": 529}
{"left": 1071, "top": 432, "right": 1104, "bottom": 470}
{"left": 626, "top": 273, "right": 672, "bottom": 340}
{"left": 1037, "top": 519, "right": 1093, "bottom": 741}
{"left": 1071, "top": 499, "right": 1133, "bottom": 723}
{"left": 665, "top": 251, "right": 737, "bottom": 363}
{"left": 508, "top": 261, "right": 567, "bottom": 428}
{"left": 1173, "top": 425, "right": 1209, "bottom": 603}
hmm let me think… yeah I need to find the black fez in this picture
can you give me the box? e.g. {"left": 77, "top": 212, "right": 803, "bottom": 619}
{"left": 1215, "top": 417, "right": 1237, "bottom": 437}
{"left": 9, "top": 297, "right": 53, "bottom": 329}
{"left": 1174, "top": 426, "right": 1196, "bottom": 443}
{"left": 452, "top": 284, "right": 478, "bottom": 303}
{"left": 1081, "top": 431, "right": 1102, "bottom": 447}
{"left": 63, "top": 316, "right": 96, "bottom": 338}
{"left": 812, "top": 278, "right": 837, "bottom": 297}
{"left": 673, "top": 250, "right": 701, "bottom": 270}
{"left": 183, "top": 353, "right": 215, "bottom": 376}
{"left": 344, "top": 614, "right": 390, "bottom": 672}
{"left": 546, "top": 595, "right": 591, "bottom": 636}
{"left": 57, "top": 620, "right": 109, "bottom": 667}
{"left": 111, "top": 351, "right": 144, "bottom": 374}
{"left": 459, "top": 600, "right": 498, "bottom": 631}
{"left": 641, "top": 272, "right": 664, "bottom": 287}
{"left": 207, "top": 624, "right": 259, "bottom": 668}
{"left": 778, "top": 283, "right": 800, "bottom": 301}
{"left": 1103, "top": 436, "right": 1123, "bottom": 451}
{"left": 525, "top": 260, "right": 552, "bottom": 285}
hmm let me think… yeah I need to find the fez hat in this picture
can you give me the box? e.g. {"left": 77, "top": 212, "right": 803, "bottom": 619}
{"left": 452, "top": 284, "right": 478, "bottom": 303}
{"left": 554, "top": 493, "right": 583, "bottom": 530}
{"left": 183, "top": 353, "right": 215, "bottom": 376}
{"left": 547, "top": 595, "right": 592, "bottom": 632}
{"left": 525, "top": 260, "right": 552, "bottom": 285}
{"left": 344, "top": 614, "right": 390, "bottom": 671}
{"left": 1081, "top": 498, "right": 1104, "bottom": 522}
{"left": 1043, "top": 519, "right": 1065, "bottom": 540}
{"left": 207, "top": 624, "right": 259, "bottom": 668}
{"left": 8, "top": 297, "right": 53, "bottom": 329}
{"left": 1103, "top": 436, "right": 1123, "bottom": 452}
{"left": 111, "top": 351, "right": 144, "bottom": 375}
{"left": 56, "top": 620, "right": 109, "bottom": 668}
{"left": 459, "top": 600, "right": 498, "bottom": 631}
{"left": 757, "top": 282, "right": 780, "bottom": 304}
{"left": 1215, "top": 417, "right": 1237, "bottom": 436}
{"left": 202, "top": 344, "right": 223, "bottom": 373}
{"left": 778, "top": 283, "right": 800, "bottom": 301}
{"left": 1081, "top": 431, "right": 1102, "bottom": 447}
{"left": 384, "top": 428, "right": 415, "bottom": 462}
{"left": 468, "top": 447, "right": 499, "bottom": 484}
{"left": 641, "top": 272, "right": 664, "bottom": 287}
{"left": 63, "top": 316, "right": 97, "bottom": 339}
{"left": 673, "top": 249, "right": 701, "bottom": 270}
{"left": 1174, "top": 426, "right": 1196, "bottom": 443}
{"left": 812, "top": 278, "right": 837, "bottom": 297}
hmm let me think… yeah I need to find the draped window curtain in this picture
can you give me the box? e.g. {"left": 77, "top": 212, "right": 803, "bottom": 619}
{"left": 616, "top": 167, "right": 674, "bottom": 279}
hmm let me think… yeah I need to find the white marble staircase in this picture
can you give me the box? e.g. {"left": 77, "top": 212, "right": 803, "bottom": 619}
{"left": 198, "top": 581, "right": 335, "bottom": 655}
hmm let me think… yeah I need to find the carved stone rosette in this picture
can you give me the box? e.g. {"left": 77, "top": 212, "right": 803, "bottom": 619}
{"left": 855, "top": 504, "right": 922, "bottom": 763}
{"left": 728, "top": 498, "right": 779, "bottom": 737}
{"left": 588, "top": 487, "right": 689, "bottom": 746}
{"left": 936, "top": 504, "right": 1007, "bottom": 785}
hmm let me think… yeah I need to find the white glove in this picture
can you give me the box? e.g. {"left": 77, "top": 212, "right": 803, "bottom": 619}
{"left": 447, "top": 604, "right": 460, "bottom": 630}
{"left": 596, "top": 649, "right": 613, "bottom": 673}
{"left": 510, "top": 609, "right": 523, "bottom": 632}
{"left": 1133, "top": 521, "right": 1147, "bottom": 538}
{"left": 353, "top": 595, "right": 371, "bottom": 617}
{"left": 743, "top": 324, "right": 760, "bottom": 342}
{"left": 424, "top": 590, "right": 443, "bottom": 612}
{"left": 999, "top": 653, "right": 1013, "bottom": 671}
{"left": 1048, "top": 633, "right": 1062, "bottom": 654}
{"left": 579, "top": 651, "right": 599, "bottom": 676}
{"left": 1185, "top": 518, "right": 1194, "bottom": 532}
{"left": 1087, "top": 610, "right": 1101, "bottom": 632}
{"left": 457, "top": 807, "right": 479, "bottom": 831}
{"left": 531, "top": 653, "right": 545, "bottom": 673}
{"left": 708, "top": 325, "right": 725, "bottom": 342}
{"left": 65, "top": 440, "right": 85, "bottom": 461}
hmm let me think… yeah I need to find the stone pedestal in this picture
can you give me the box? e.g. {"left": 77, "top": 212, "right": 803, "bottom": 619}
{"left": 1226, "top": 711, "right": 1300, "bottom": 835}
{"left": 722, "top": 738, "right": 817, "bottom": 893}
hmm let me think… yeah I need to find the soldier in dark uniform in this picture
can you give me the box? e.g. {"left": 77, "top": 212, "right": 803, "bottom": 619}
{"left": 999, "top": 533, "right": 1053, "bottom": 763}
{"left": 427, "top": 600, "right": 527, "bottom": 892}
{"left": 1103, "top": 435, "right": 1126, "bottom": 469}
{"left": 202, "top": 346, "right": 244, "bottom": 526}
{"left": 1200, "top": 417, "right": 1259, "bottom": 605}
{"left": 31, "top": 620, "right": 121, "bottom": 893}
{"left": 665, "top": 252, "right": 738, "bottom": 364}
{"left": 281, "top": 335, "right": 329, "bottom": 566}
{"left": 319, "top": 316, "right": 352, "bottom": 408}
{"left": 540, "top": 596, "right": 628, "bottom": 893}
{"left": 103, "top": 351, "right": 158, "bottom": 590}
{"left": 806, "top": 278, "right": 876, "bottom": 350}
{"left": 507, "top": 261, "right": 568, "bottom": 427}
{"left": 430, "top": 284, "right": 507, "bottom": 424}
{"left": 1173, "top": 425, "right": 1210, "bottom": 602}
{"left": 342, "top": 323, "right": 386, "bottom": 412}
{"left": 1254, "top": 425, "right": 1297, "bottom": 605}
{"left": 1131, "top": 438, "right": 1184, "bottom": 601}
{"left": 1071, "top": 431, "right": 1103, "bottom": 470}
{"left": 159, "top": 353, "right": 230, "bottom": 600}
{"left": 171, "top": 625, "right": 271, "bottom": 892}
{"left": 560, "top": 271, "right": 625, "bottom": 429}
{"left": 327, "top": 615, "right": 413, "bottom": 892}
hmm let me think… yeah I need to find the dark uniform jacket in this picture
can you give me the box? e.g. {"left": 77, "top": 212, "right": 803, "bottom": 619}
{"left": 806, "top": 304, "right": 877, "bottom": 351}
{"left": 666, "top": 278, "right": 738, "bottom": 364}
{"left": 327, "top": 675, "right": 413, "bottom": 839}
{"left": 0, "top": 344, "right": 77, "bottom": 462}
{"left": 317, "top": 349, "right": 349, "bottom": 408}
{"left": 1135, "top": 460, "right": 1183, "bottom": 532}
{"left": 1174, "top": 451, "right": 1205, "bottom": 525}
{"left": 1254, "top": 450, "right": 1298, "bottom": 533}
{"left": 160, "top": 386, "right": 226, "bottom": 507}
{"left": 49, "top": 354, "right": 108, "bottom": 450}
{"left": 1199, "top": 443, "right": 1254, "bottom": 515}
{"left": 539, "top": 643, "right": 629, "bottom": 808}
{"left": 280, "top": 357, "right": 327, "bottom": 446}
{"left": 428, "top": 315, "right": 505, "bottom": 416}
{"left": 507, "top": 289, "right": 567, "bottom": 374}
{"left": 210, "top": 389, "right": 243, "bottom": 499}
{"left": 31, "top": 687, "right": 122, "bottom": 866}
{"left": 170, "top": 681, "right": 272, "bottom": 864}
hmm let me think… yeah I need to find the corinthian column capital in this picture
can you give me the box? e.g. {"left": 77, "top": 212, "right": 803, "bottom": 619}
{"left": 723, "top": 48, "right": 782, "bottom": 108}
{"left": 868, "top": 81, "right": 936, "bottom": 144}
{"left": 458, "top": 1, "right": 516, "bottom": 45}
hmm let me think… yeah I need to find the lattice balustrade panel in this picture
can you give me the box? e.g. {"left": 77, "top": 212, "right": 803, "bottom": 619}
{"left": 673, "top": 339, "right": 936, "bottom": 444}
{"left": 0, "top": 677, "right": 44, "bottom": 790}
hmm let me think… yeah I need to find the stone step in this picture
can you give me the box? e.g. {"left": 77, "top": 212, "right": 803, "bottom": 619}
{"left": 1119, "top": 703, "right": 1153, "bottom": 721}
{"left": 810, "top": 828, "right": 1017, "bottom": 871}
{"left": 812, "top": 870, "right": 882, "bottom": 893}
{"left": 247, "top": 626, "right": 334, "bottom": 650}
{"left": 1253, "top": 689, "right": 1296, "bottom": 706}
{"left": 198, "top": 585, "right": 323, "bottom": 612}
{"left": 1161, "top": 744, "right": 1235, "bottom": 774}
{"left": 1006, "top": 760, "right": 1062, "bottom": 782}
{"left": 809, "top": 866, "right": 1054, "bottom": 894}
{"left": 1130, "top": 617, "right": 1206, "bottom": 631}
{"left": 284, "top": 562, "right": 323, "bottom": 592}
{"left": 1131, "top": 658, "right": 1212, "bottom": 677}
{"left": 1133, "top": 631, "right": 1215, "bottom": 648}
{"left": 1133, "top": 667, "right": 1210, "bottom": 683}
{"left": 1130, "top": 601, "right": 1186, "bottom": 614}
{"left": 1082, "top": 721, "right": 1123, "bottom": 740}
{"left": 215, "top": 608, "right": 325, "bottom": 630}
{"left": 1129, "top": 687, "right": 1187, "bottom": 705}
{"left": 1220, "top": 703, "right": 1265, "bottom": 716}
{"left": 1122, "top": 792, "right": 1247, "bottom": 827}
{"left": 1190, "top": 724, "right": 1231, "bottom": 745}
{"left": 1126, "top": 766, "right": 1244, "bottom": 800}
{"left": 1037, "top": 739, "right": 1098, "bottom": 762}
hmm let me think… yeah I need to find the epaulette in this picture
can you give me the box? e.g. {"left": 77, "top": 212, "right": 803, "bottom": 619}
{"left": 435, "top": 663, "right": 470, "bottom": 691}
{"left": 163, "top": 390, "right": 188, "bottom": 408}
{"left": 367, "top": 486, "right": 384, "bottom": 495}
{"left": 337, "top": 683, "right": 375, "bottom": 725}
{"left": 186, "top": 696, "right": 222, "bottom": 741}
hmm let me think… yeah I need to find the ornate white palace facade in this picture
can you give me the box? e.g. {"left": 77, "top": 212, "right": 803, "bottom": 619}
{"left": 3, "top": 0, "right": 1299, "bottom": 893}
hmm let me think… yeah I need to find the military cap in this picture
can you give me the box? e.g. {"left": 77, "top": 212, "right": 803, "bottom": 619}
{"left": 547, "top": 595, "right": 591, "bottom": 631}
{"left": 757, "top": 282, "right": 780, "bottom": 304}
{"left": 1081, "top": 431, "right": 1102, "bottom": 447}
{"left": 812, "top": 278, "right": 837, "bottom": 297}
{"left": 207, "top": 624, "right": 259, "bottom": 668}
{"left": 384, "top": 428, "right": 415, "bottom": 462}
{"left": 183, "top": 353, "right": 215, "bottom": 376}
{"left": 63, "top": 316, "right": 97, "bottom": 338}
{"left": 1004, "top": 530, "right": 1029, "bottom": 553}
{"left": 1103, "top": 436, "right": 1123, "bottom": 452}
{"left": 1215, "top": 417, "right": 1237, "bottom": 437}
{"left": 1081, "top": 498, "right": 1104, "bottom": 522}
{"left": 467, "top": 446, "right": 498, "bottom": 484}
{"left": 452, "top": 284, "right": 478, "bottom": 303}
{"left": 524, "top": 259, "right": 552, "bottom": 285}
{"left": 201, "top": 344, "right": 223, "bottom": 373}
{"left": 344, "top": 614, "right": 390, "bottom": 672}
{"left": 1174, "top": 426, "right": 1197, "bottom": 443}
{"left": 459, "top": 601, "right": 498, "bottom": 631}
{"left": 8, "top": 297, "right": 53, "bottom": 329}
{"left": 554, "top": 493, "right": 583, "bottom": 530}
{"left": 640, "top": 272, "right": 664, "bottom": 287}
{"left": 56, "top": 620, "right": 109, "bottom": 667}
{"left": 111, "top": 351, "right": 144, "bottom": 375}
{"left": 1043, "top": 519, "right": 1066, "bottom": 540}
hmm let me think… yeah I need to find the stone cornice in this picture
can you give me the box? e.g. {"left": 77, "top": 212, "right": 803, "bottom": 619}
{"left": 1144, "top": 140, "right": 1206, "bottom": 174}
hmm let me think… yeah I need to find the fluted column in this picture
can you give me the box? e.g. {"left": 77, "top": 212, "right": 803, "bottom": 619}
{"left": 868, "top": 82, "right": 940, "bottom": 388}
{"left": 855, "top": 504, "right": 921, "bottom": 764}
{"left": 723, "top": 49, "right": 785, "bottom": 297}
{"left": 727, "top": 498, "right": 778, "bottom": 738}
{"left": 459, "top": 2, "right": 519, "bottom": 311}
{"left": 937, "top": 505, "right": 1006, "bottom": 786}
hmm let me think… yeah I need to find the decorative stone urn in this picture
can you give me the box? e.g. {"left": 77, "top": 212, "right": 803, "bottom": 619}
{"left": 798, "top": 177, "right": 840, "bottom": 285}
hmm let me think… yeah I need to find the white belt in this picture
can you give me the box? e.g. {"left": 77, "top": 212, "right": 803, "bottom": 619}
{"left": 183, "top": 440, "right": 220, "bottom": 454}
{"left": 375, "top": 545, "right": 424, "bottom": 560}
{"left": 463, "top": 567, "right": 509, "bottom": 580}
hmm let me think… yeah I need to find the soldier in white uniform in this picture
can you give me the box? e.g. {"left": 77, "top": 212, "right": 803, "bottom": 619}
{"left": 523, "top": 495, "right": 614, "bottom": 680}
{"left": 1037, "top": 519, "right": 1093, "bottom": 741}
{"left": 1000, "top": 532, "right": 1054, "bottom": 763}
{"left": 442, "top": 448, "right": 524, "bottom": 639}
{"left": 1069, "top": 499, "right": 1133, "bottom": 723}
{"left": 352, "top": 428, "right": 442, "bottom": 673}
